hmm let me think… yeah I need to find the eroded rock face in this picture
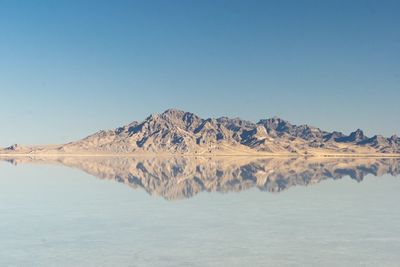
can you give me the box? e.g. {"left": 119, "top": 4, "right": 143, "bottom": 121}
{"left": 1, "top": 109, "right": 399, "bottom": 155}
{"left": 336, "top": 129, "right": 368, "bottom": 143}
{"left": 2, "top": 156, "right": 399, "bottom": 200}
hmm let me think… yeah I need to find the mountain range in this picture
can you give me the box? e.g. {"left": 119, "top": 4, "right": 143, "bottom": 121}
{"left": 1, "top": 108, "right": 399, "bottom": 155}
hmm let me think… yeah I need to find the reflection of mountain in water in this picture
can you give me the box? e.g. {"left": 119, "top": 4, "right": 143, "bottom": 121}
{"left": 2, "top": 156, "right": 400, "bottom": 200}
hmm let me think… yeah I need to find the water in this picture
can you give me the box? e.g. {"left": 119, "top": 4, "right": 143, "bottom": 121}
{"left": 0, "top": 157, "right": 399, "bottom": 266}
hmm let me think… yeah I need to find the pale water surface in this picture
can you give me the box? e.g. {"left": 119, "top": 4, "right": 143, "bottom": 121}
{"left": 0, "top": 157, "right": 399, "bottom": 267}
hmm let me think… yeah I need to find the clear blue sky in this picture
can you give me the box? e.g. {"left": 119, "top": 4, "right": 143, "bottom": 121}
{"left": 0, "top": 0, "right": 399, "bottom": 146}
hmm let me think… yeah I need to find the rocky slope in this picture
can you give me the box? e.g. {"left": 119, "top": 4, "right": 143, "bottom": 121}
{"left": 1, "top": 108, "right": 399, "bottom": 155}
{"left": 2, "top": 156, "right": 399, "bottom": 200}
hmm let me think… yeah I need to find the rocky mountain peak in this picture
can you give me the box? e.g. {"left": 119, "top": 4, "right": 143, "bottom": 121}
{"left": 257, "top": 116, "right": 291, "bottom": 132}
{"left": 217, "top": 117, "right": 255, "bottom": 132}
{"left": 160, "top": 108, "right": 187, "bottom": 119}
{"left": 352, "top": 129, "right": 365, "bottom": 137}
{"left": 141, "top": 109, "right": 203, "bottom": 132}
{"left": 336, "top": 129, "right": 368, "bottom": 143}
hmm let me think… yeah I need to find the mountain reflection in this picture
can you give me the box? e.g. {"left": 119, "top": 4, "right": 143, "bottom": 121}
{"left": 2, "top": 156, "right": 400, "bottom": 200}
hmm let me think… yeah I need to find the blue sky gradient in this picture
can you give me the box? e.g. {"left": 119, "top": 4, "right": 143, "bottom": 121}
{"left": 0, "top": 0, "right": 399, "bottom": 146}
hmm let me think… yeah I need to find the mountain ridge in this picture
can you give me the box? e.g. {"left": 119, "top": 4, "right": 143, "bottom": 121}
{"left": 1, "top": 108, "right": 399, "bottom": 155}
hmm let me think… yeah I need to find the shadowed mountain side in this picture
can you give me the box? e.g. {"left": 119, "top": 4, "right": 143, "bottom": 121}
{"left": 1, "top": 109, "right": 399, "bottom": 155}
{"left": 2, "top": 156, "right": 399, "bottom": 200}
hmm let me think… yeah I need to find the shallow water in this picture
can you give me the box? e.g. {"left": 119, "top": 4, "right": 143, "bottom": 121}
{"left": 0, "top": 157, "right": 399, "bottom": 266}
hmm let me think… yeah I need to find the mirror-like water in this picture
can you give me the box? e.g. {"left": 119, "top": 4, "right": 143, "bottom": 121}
{"left": 0, "top": 157, "right": 399, "bottom": 266}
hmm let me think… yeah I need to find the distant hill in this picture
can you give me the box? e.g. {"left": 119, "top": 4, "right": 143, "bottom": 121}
{"left": 1, "top": 108, "right": 399, "bottom": 155}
